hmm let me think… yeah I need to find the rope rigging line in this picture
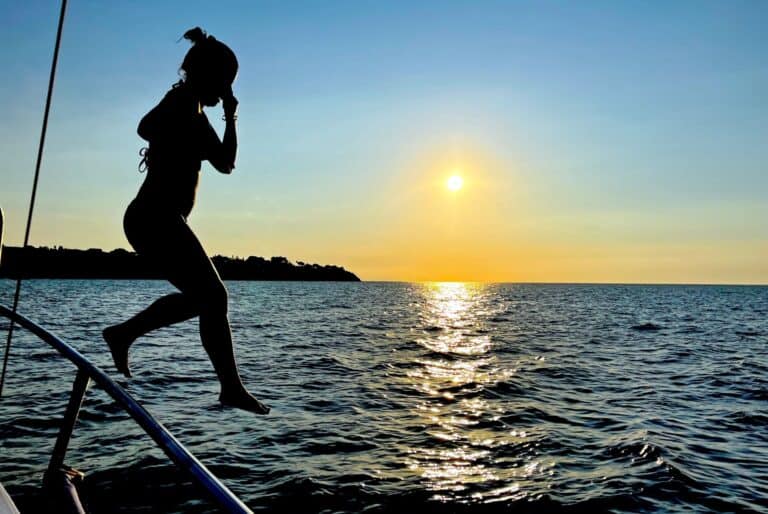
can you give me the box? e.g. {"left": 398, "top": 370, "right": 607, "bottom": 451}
{"left": 1, "top": 0, "right": 68, "bottom": 397}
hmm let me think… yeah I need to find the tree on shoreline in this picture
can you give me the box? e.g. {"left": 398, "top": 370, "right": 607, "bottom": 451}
{"left": 0, "top": 246, "right": 360, "bottom": 281}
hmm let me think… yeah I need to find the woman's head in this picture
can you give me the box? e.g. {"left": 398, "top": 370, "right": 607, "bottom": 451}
{"left": 180, "top": 27, "right": 238, "bottom": 106}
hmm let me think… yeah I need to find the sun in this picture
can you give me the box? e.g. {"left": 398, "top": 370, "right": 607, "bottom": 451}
{"left": 446, "top": 175, "right": 464, "bottom": 192}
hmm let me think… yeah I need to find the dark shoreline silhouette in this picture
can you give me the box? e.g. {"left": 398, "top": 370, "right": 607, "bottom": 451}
{"left": 0, "top": 245, "right": 360, "bottom": 281}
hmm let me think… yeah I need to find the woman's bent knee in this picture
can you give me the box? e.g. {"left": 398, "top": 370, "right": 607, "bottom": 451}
{"left": 200, "top": 281, "right": 228, "bottom": 315}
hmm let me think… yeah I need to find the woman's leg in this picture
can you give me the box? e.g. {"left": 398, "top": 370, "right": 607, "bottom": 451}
{"left": 111, "top": 208, "right": 269, "bottom": 414}
{"left": 165, "top": 228, "right": 270, "bottom": 414}
{"left": 104, "top": 292, "right": 197, "bottom": 377}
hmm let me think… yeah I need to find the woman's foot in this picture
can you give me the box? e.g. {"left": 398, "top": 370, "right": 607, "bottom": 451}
{"left": 103, "top": 325, "right": 134, "bottom": 378}
{"left": 219, "top": 388, "right": 270, "bottom": 414}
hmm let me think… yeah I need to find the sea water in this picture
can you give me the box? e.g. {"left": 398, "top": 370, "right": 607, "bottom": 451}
{"left": 0, "top": 280, "right": 766, "bottom": 513}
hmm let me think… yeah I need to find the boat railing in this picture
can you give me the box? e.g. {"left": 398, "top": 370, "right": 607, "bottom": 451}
{"left": 0, "top": 304, "right": 253, "bottom": 514}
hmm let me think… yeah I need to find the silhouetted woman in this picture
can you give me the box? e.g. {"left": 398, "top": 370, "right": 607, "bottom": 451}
{"left": 103, "top": 28, "right": 269, "bottom": 414}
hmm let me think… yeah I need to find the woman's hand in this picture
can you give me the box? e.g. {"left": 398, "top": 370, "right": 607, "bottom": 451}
{"left": 222, "top": 91, "right": 238, "bottom": 121}
{"left": 214, "top": 86, "right": 238, "bottom": 174}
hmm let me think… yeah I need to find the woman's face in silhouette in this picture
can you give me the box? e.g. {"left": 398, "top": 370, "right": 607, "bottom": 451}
{"left": 195, "top": 70, "right": 235, "bottom": 107}
{"left": 182, "top": 41, "right": 238, "bottom": 108}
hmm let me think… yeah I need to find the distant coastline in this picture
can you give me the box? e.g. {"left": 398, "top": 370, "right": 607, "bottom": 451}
{"left": 0, "top": 246, "right": 360, "bottom": 281}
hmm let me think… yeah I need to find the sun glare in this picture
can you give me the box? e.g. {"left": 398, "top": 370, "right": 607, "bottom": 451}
{"left": 446, "top": 175, "right": 464, "bottom": 192}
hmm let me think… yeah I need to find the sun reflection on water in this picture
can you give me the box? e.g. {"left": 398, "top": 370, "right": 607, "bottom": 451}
{"left": 402, "top": 282, "right": 527, "bottom": 500}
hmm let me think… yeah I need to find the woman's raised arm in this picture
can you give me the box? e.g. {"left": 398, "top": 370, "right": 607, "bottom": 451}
{"left": 206, "top": 94, "right": 238, "bottom": 174}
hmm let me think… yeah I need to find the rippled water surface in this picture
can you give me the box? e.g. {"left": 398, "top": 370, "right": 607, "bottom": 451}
{"left": 1, "top": 280, "right": 767, "bottom": 513}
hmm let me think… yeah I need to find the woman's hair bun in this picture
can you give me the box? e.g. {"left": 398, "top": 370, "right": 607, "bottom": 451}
{"left": 183, "top": 27, "right": 208, "bottom": 45}
{"left": 178, "top": 26, "right": 236, "bottom": 82}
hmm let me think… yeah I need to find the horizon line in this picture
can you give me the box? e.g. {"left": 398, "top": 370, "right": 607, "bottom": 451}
{"left": 1, "top": 244, "right": 765, "bottom": 287}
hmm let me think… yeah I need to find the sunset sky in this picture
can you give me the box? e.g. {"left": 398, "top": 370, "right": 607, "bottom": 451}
{"left": 1, "top": 1, "right": 766, "bottom": 283}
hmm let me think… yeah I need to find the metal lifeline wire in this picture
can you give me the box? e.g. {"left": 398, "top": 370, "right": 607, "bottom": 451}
{"left": 0, "top": 0, "right": 68, "bottom": 397}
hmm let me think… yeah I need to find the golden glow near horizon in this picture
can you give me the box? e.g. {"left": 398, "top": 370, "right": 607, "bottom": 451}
{"left": 446, "top": 174, "right": 464, "bottom": 192}
{"left": 22, "top": 136, "right": 767, "bottom": 284}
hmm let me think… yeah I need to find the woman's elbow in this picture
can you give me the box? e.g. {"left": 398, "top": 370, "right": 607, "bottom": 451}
{"left": 214, "top": 162, "right": 234, "bottom": 174}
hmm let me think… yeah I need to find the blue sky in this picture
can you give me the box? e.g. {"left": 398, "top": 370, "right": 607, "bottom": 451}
{"left": 1, "top": 1, "right": 766, "bottom": 282}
